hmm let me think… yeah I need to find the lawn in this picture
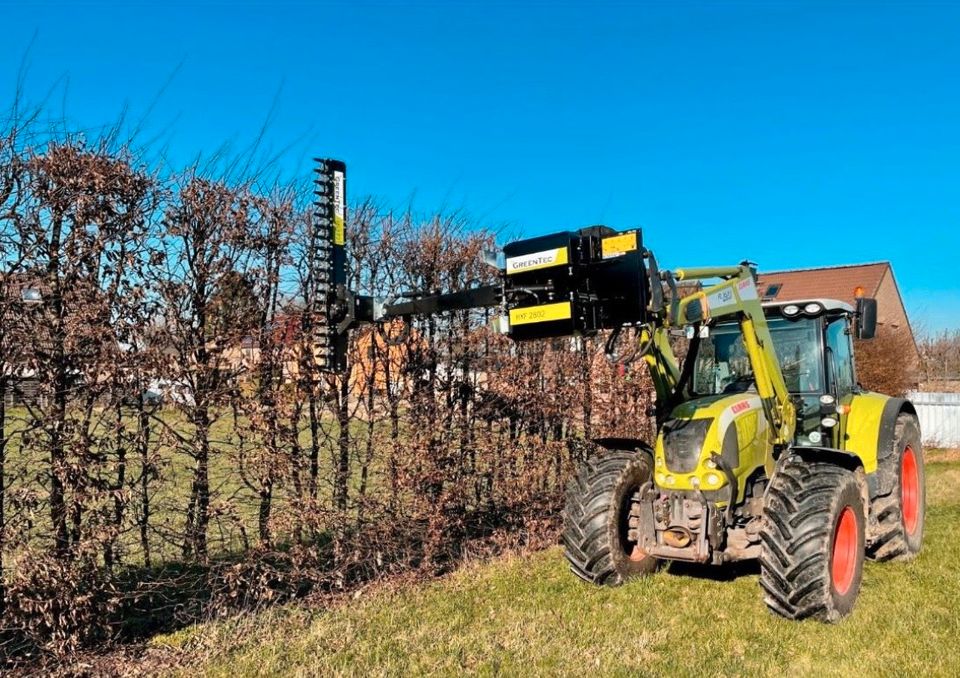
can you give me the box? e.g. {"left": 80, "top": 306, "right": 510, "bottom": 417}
{"left": 153, "top": 452, "right": 960, "bottom": 677}
{"left": 1, "top": 405, "right": 378, "bottom": 563}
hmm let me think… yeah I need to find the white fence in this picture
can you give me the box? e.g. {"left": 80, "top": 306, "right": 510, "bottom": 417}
{"left": 908, "top": 391, "right": 960, "bottom": 448}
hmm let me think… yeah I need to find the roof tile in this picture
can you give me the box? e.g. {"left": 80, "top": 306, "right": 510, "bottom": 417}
{"left": 756, "top": 262, "right": 889, "bottom": 305}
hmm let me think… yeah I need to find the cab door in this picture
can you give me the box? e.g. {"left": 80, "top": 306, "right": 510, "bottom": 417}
{"left": 826, "top": 317, "right": 856, "bottom": 447}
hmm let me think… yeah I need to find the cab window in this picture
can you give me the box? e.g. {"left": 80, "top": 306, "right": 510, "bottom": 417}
{"left": 693, "top": 317, "right": 824, "bottom": 395}
{"left": 826, "top": 318, "right": 855, "bottom": 395}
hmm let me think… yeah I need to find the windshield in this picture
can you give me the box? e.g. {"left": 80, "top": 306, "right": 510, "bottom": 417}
{"left": 693, "top": 317, "right": 824, "bottom": 395}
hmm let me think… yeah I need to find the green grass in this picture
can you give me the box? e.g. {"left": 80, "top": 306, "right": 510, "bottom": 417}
{"left": 2, "top": 405, "right": 382, "bottom": 563}
{"left": 154, "top": 457, "right": 960, "bottom": 677}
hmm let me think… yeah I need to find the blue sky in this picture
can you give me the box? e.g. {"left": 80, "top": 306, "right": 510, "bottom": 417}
{"left": 3, "top": 1, "right": 959, "bottom": 333}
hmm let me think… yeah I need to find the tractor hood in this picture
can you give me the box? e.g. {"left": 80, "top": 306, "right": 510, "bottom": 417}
{"left": 653, "top": 393, "right": 770, "bottom": 498}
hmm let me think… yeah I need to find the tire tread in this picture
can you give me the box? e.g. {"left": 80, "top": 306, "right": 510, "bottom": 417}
{"left": 759, "top": 456, "right": 864, "bottom": 622}
{"left": 563, "top": 450, "right": 654, "bottom": 585}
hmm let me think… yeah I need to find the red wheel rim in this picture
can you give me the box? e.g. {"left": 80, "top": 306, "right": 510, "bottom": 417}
{"left": 902, "top": 446, "right": 920, "bottom": 536}
{"left": 831, "top": 506, "right": 858, "bottom": 596}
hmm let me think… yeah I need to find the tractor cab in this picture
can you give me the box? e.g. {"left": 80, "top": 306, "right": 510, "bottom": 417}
{"left": 691, "top": 298, "right": 876, "bottom": 448}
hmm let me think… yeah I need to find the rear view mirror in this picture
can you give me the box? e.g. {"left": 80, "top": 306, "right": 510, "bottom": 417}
{"left": 855, "top": 297, "right": 878, "bottom": 339}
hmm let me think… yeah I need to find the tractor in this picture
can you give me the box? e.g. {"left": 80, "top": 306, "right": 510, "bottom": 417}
{"left": 311, "top": 159, "right": 924, "bottom": 622}
{"left": 562, "top": 294, "right": 924, "bottom": 621}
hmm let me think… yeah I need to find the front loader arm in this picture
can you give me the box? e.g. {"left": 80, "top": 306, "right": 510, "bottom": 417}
{"left": 664, "top": 266, "right": 796, "bottom": 447}
{"left": 642, "top": 325, "right": 683, "bottom": 408}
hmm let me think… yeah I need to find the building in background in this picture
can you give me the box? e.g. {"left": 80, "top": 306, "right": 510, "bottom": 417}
{"left": 756, "top": 261, "right": 921, "bottom": 383}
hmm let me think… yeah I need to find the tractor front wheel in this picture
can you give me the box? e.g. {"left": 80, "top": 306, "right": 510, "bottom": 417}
{"left": 563, "top": 449, "right": 658, "bottom": 586}
{"left": 760, "top": 457, "right": 866, "bottom": 622}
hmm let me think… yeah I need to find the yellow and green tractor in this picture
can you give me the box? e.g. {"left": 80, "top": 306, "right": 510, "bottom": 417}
{"left": 562, "top": 273, "right": 923, "bottom": 622}
{"left": 313, "top": 158, "right": 924, "bottom": 622}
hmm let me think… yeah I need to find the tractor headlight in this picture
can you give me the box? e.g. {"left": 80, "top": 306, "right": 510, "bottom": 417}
{"left": 819, "top": 394, "right": 841, "bottom": 417}
{"left": 661, "top": 418, "right": 713, "bottom": 473}
{"left": 808, "top": 430, "right": 823, "bottom": 445}
{"left": 821, "top": 416, "right": 838, "bottom": 428}
{"left": 783, "top": 304, "right": 800, "bottom": 317}
{"left": 804, "top": 302, "right": 823, "bottom": 316}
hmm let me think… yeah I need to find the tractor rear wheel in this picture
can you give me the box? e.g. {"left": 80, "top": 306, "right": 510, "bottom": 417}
{"left": 868, "top": 413, "right": 925, "bottom": 561}
{"left": 563, "top": 449, "right": 657, "bottom": 586}
{"left": 759, "top": 456, "right": 866, "bottom": 622}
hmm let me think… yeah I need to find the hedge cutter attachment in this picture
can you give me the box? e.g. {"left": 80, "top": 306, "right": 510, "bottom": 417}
{"left": 310, "top": 158, "right": 657, "bottom": 373}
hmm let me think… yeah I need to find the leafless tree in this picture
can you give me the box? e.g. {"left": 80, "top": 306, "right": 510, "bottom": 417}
{"left": 154, "top": 175, "right": 260, "bottom": 562}
{"left": 855, "top": 327, "right": 918, "bottom": 397}
{"left": 919, "top": 330, "right": 960, "bottom": 391}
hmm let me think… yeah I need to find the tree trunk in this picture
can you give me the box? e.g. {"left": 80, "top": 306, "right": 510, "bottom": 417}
{"left": 186, "top": 404, "right": 211, "bottom": 562}
{"left": 0, "top": 375, "right": 6, "bottom": 611}
{"left": 334, "top": 375, "right": 350, "bottom": 512}
{"left": 258, "top": 482, "right": 272, "bottom": 545}
{"left": 105, "top": 402, "right": 127, "bottom": 569}
{"left": 138, "top": 404, "right": 152, "bottom": 568}
{"left": 50, "top": 361, "right": 69, "bottom": 557}
{"left": 288, "top": 401, "right": 305, "bottom": 544}
{"left": 308, "top": 392, "right": 321, "bottom": 500}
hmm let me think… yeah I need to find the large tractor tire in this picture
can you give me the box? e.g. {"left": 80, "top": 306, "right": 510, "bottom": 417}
{"left": 563, "top": 449, "right": 658, "bottom": 586}
{"left": 759, "top": 456, "right": 866, "bottom": 622}
{"left": 868, "top": 413, "right": 925, "bottom": 561}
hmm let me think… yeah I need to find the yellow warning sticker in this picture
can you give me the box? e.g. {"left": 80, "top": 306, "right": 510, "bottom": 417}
{"left": 601, "top": 231, "right": 638, "bottom": 259}
{"left": 509, "top": 301, "right": 573, "bottom": 326}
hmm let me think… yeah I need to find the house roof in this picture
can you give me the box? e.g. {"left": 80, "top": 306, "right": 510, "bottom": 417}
{"left": 756, "top": 261, "right": 919, "bottom": 361}
{"left": 755, "top": 262, "right": 890, "bottom": 306}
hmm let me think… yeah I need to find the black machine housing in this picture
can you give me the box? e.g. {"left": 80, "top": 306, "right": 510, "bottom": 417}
{"left": 501, "top": 226, "right": 651, "bottom": 341}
